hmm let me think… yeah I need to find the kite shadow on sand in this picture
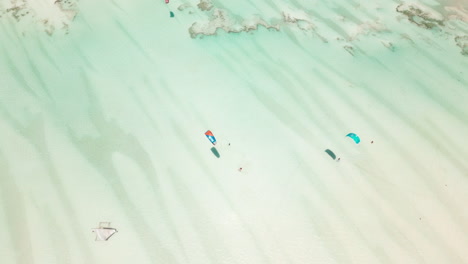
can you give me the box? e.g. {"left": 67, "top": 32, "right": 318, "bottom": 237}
{"left": 211, "top": 147, "right": 220, "bottom": 158}
{"left": 325, "top": 149, "right": 336, "bottom": 160}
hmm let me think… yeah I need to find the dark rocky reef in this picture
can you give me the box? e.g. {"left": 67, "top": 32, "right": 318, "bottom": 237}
{"left": 455, "top": 35, "right": 468, "bottom": 56}
{"left": 0, "top": 0, "right": 78, "bottom": 35}
{"left": 396, "top": 3, "right": 444, "bottom": 29}
{"left": 188, "top": 8, "right": 279, "bottom": 38}
{"left": 197, "top": 0, "right": 213, "bottom": 12}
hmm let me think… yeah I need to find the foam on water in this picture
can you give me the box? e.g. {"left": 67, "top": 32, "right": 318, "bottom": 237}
{"left": 1, "top": 0, "right": 467, "bottom": 263}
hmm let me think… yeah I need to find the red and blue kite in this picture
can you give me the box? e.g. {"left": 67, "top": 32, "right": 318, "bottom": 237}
{"left": 205, "top": 130, "right": 217, "bottom": 145}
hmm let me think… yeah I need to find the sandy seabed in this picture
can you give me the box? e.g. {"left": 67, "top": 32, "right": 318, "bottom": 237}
{"left": 0, "top": 0, "right": 467, "bottom": 263}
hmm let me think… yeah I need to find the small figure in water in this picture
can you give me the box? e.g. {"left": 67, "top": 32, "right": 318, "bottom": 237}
{"left": 238, "top": 167, "right": 243, "bottom": 172}
{"left": 228, "top": 143, "right": 231, "bottom": 146}
{"left": 371, "top": 140, "right": 374, "bottom": 144}
{"left": 337, "top": 158, "right": 341, "bottom": 162}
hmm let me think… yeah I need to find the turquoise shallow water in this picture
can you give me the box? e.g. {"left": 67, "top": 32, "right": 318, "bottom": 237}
{"left": 1, "top": 0, "right": 468, "bottom": 263}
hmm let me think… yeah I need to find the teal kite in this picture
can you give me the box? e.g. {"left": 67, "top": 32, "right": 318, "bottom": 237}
{"left": 346, "top": 133, "right": 360, "bottom": 144}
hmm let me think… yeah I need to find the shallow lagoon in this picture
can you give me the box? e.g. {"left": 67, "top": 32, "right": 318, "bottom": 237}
{"left": 0, "top": 0, "right": 467, "bottom": 263}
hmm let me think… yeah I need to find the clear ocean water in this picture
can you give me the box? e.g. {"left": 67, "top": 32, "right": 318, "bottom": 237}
{"left": 1, "top": 1, "right": 467, "bottom": 263}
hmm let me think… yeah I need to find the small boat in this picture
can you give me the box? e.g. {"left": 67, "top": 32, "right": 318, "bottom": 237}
{"left": 92, "top": 222, "right": 117, "bottom": 241}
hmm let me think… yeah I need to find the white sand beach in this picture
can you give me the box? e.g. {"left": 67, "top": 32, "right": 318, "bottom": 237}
{"left": 0, "top": 0, "right": 467, "bottom": 263}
